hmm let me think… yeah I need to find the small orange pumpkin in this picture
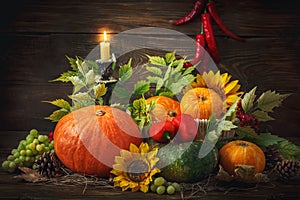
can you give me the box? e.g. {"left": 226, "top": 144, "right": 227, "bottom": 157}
{"left": 146, "top": 96, "right": 181, "bottom": 122}
{"left": 180, "top": 87, "right": 224, "bottom": 119}
{"left": 219, "top": 140, "right": 266, "bottom": 175}
{"left": 54, "top": 105, "right": 142, "bottom": 177}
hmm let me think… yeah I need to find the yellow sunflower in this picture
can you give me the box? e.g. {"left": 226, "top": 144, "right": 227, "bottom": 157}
{"left": 189, "top": 70, "right": 243, "bottom": 108}
{"left": 111, "top": 142, "right": 160, "bottom": 193}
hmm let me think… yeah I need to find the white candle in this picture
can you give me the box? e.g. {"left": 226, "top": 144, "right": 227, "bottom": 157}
{"left": 100, "top": 31, "right": 110, "bottom": 61}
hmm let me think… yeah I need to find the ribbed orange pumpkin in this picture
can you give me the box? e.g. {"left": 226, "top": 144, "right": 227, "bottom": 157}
{"left": 219, "top": 140, "right": 266, "bottom": 175}
{"left": 53, "top": 105, "right": 142, "bottom": 177}
{"left": 146, "top": 96, "right": 181, "bottom": 122}
{"left": 180, "top": 87, "right": 224, "bottom": 119}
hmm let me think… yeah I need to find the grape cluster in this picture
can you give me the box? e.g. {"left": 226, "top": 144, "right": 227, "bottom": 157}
{"left": 236, "top": 100, "right": 259, "bottom": 131}
{"left": 150, "top": 176, "right": 180, "bottom": 195}
{"left": 1, "top": 129, "right": 55, "bottom": 173}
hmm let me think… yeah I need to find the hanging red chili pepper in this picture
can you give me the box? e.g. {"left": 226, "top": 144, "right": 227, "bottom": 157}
{"left": 201, "top": 13, "right": 220, "bottom": 63}
{"left": 206, "top": 1, "right": 245, "bottom": 42}
{"left": 172, "top": 0, "right": 206, "bottom": 25}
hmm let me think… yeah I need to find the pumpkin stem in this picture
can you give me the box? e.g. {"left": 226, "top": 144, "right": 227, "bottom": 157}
{"left": 96, "top": 110, "right": 106, "bottom": 116}
{"left": 237, "top": 141, "right": 249, "bottom": 147}
{"left": 168, "top": 110, "right": 177, "bottom": 118}
{"left": 198, "top": 95, "right": 207, "bottom": 102}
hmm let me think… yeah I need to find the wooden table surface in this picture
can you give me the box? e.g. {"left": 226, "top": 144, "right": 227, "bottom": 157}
{"left": 0, "top": 0, "right": 300, "bottom": 199}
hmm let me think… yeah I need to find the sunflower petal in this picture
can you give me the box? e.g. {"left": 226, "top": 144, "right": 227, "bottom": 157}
{"left": 120, "top": 149, "right": 133, "bottom": 160}
{"left": 140, "top": 184, "right": 149, "bottom": 193}
{"left": 224, "top": 80, "right": 239, "bottom": 94}
{"left": 139, "top": 142, "right": 150, "bottom": 154}
{"left": 129, "top": 143, "right": 140, "bottom": 153}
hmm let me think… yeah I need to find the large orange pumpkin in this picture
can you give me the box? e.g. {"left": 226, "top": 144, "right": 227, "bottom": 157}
{"left": 180, "top": 87, "right": 224, "bottom": 119}
{"left": 219, "top": 140, "right": 266, "bottom": 175}
{"left": 54, "top": 105, "right": 142, "bottom": 177}
{"left": 146, "top": 96, "right": 181, "bottom": 122}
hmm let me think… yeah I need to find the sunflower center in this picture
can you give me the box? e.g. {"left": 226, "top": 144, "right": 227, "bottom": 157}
{"left": 126, "top": 160, "right": 149, "bottom": 182}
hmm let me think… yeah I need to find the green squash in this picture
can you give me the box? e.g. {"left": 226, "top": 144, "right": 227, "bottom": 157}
{"left": 155, "top": 141, "right": 218, "bottom": 183}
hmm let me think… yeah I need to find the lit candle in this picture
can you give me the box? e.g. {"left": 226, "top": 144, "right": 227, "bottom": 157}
{"left": 100, "top": 31, "right": 110, "bottom": 61}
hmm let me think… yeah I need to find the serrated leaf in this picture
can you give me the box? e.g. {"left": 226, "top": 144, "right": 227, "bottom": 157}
{"left": 119, "top": 59, "right": 133, "bottom": 82}
{"left": 178, "top": 74, "right": 195, "bottom": 85}
{"left": 156, "top": 79, "right": 164, "bottom": 92}
{"left": 168, "top": 82, "right": 183, "bottom": 95}
{"left": 242, "top": 87, "right": 257, "bottom": 112}
{"left": 147, "top": 76, "right": 161, "bottom": 84}
{"left": 43, "top": 99, "right": 71, "bottom": 110}
{"left": 182, "top": 66, "right": 196, "bottom": 76}
{"left": 50, "top": 71, "right": 77, "bottom": 82}
{"left": 77, "top": 60, "right": 89, "bottom": 76}
{"left": 68, "top": 76, "right": 85, "bottom": 93}
{"left": 44, "top": 109, "right": 69, "bottom": 122}
{"left": 133, "top": 80, "right": 150, "bottom": 95}
{"left": 94, "top": 83, "right": 107, "bottom": 99}
{"left": 222, "top": 99, "right": 238, "bottom": 120}
{"left": 69, "top": 92, "right": 94, "bottom": 103}
{"left": 146, "top": 66, "right": 163, "bottom": 76}
{"left": 254, "top": 133, "right": 285, "bottom": 147}
{"left": 257, "top": 90, "right": 290, "bottom": 112}
{"left": 66, "top": 55, "right": 80, "bottom": 72}
{"left": 112, "top": 86, "right": 131, "bottom": 100}
{"left": 235, "top": 126, "right": 258, "bottom": 139}
{"left": 199, "top": 130, "right": 218, "bottom": 158}
{"left": 252, "top": 110, "right": 274, "bottom": 122}
{"left": 85, "top": 69, "right": 95, "bottom": 85}
{"left": 276, "top": 140, "right": 300, "bottom": 162}
{"left": 165, "top": 52, "right": 176, "bottom": 64}
{"left": 217, "top": 120, "right": 237, "bottom": 133}
{"left": 147, "top": 55, "right": 166, "bottom": 66}
{"left": 158, "top": 91, "right": 174, "bottom": 98}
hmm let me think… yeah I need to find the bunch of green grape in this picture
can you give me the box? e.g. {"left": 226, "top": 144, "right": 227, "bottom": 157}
{"left": 1, "top": 129, "right": 54, "bottom": 173}
{"left": 150, "top": 176, "right": 181, "bottom": 195}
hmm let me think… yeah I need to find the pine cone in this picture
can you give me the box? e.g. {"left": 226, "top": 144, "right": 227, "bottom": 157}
{"left": 35, "top": 152, "right": 63, "bottom": 178}
{"left": 275, "top": 160, "right": 300, "bottom": 180}
{"left": 264, "top": 145, "right": 282, "bottom": 171}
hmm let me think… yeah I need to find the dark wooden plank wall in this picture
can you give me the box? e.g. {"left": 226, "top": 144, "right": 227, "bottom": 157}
{"left": 0, "top": 0, "right": 299, "bottom": 148}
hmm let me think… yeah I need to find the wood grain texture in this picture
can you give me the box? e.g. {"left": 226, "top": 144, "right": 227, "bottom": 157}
{"left": 0, "top": 0, "right": 299, "bottom": 143}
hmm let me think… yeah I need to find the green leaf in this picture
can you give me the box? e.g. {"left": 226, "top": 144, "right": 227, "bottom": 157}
{"left": 217, "top": 120, "right": 237, "bottom": 133}
{"left": 146, "top": 66, "right": 163, "bottom": 76}
{"left": 69, "top": 92, "right": 94, "bottom": 103}
{"left": 158, "top": 91, "right": 174, "bottom": 98}
{"left": 252, "top": 110, "right": 274, "bottom": 122}
{"left": 147, "top": 55, "right": 166, "bottom": 66}
{"left": 147, "top": 76, "right": 161, "bottom": 84}
{"left": 43, "top": 99, "right": 71, "bottom": 110}
{"left": 66, "top": 55, "right": 80, "bottom": 72}
{"left": 182, "top": 66, "right": 196, "bottom": 76}
{"left": 119, "top": 59, "right": 133, "bottom": 82}
{"left": 68, "top": 76, "right": 85, "bottom": 93}
{"left": 85, "top": 69, "right": 95, "bottom": 85}
{"left": 257, "top": 90, "right": 290, "bottom": 112}
{"left": 222, "top": 99, "right": 238, "bottom": 120}
{"left": 255, "top": 133, "right": 285, "bottom": 147}
{"left": 112, "top": 86, "right": 131, "bottom": 100}
{"left": 44, "top": 109, "right": 69, "bottom": 122}
{"left": 50, "top": 71, "right": 77, "bottom": 82}
{"left": 94, "top": 83, "right": 107, "bottom": 99}
{"left": 133, "top": 80, "right": 150, "bottom": 95}
{"left": 165, "top": 51, "right": 176, "bottom": 64}
{"left": 242, "top": 86, "right": 257, "bottom": 113}
{"left": 235, "top": 126, "right": 258, "bottom": 139}
{"left": 276, "top": 140, "right": 300, "bottom": 162}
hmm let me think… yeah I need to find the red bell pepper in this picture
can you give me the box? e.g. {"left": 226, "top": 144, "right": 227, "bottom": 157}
{"left": 149, "top": 120, "right": 176, "bottom": 143}
{"left": 172, "top": 114, "right": 198, "bottom": 143}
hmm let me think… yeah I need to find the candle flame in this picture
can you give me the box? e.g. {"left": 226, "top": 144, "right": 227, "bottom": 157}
{"left": 104, "top": 31, "right": 107, "bottom": 42}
